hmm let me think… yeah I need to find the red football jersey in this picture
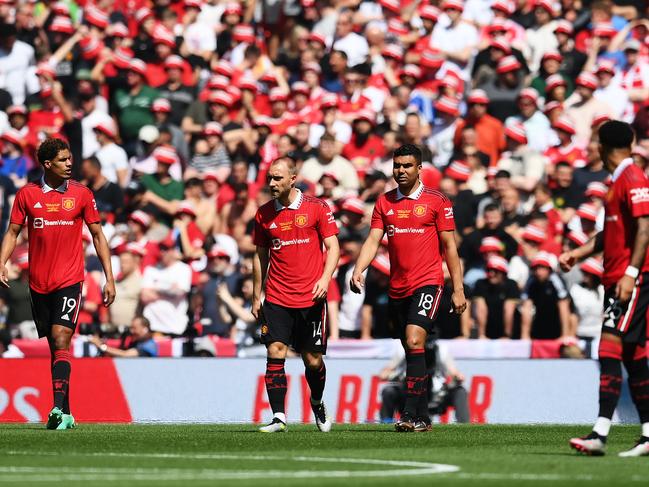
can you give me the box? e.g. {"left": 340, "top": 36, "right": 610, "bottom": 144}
{"left": 10, "top": 180, "right": 100, "bottom": 294}
{"left": 602, "top": 159, "right": 649, "bottom": 288}
{"left": 253, "top": 190, "right": 339, "bottom": 308}
{"left": 341, "top": 134, "right": 385, "bottom": 179}
{"left": 544, "top": 144, "right": 586, "bottom": 167}
{"left": 371, "top": 184, "right": 455, "bottom": 299}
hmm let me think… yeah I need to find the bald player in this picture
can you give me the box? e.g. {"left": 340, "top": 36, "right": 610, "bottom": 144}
{"left": 252, "top": 157, "right": 340, "bottom": 433}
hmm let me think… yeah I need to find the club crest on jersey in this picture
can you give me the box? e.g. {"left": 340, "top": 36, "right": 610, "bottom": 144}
{"left": 295, "top": 214, "right": 308, "bottom": 227}
{"left": 413, "top": 204, "right": 427, "bottom": 217}
{"left": 261, "top": 325, "right": 269, "bottom": 335}
{"left": 62, "top": 198, "right": 75, "bottom": 211}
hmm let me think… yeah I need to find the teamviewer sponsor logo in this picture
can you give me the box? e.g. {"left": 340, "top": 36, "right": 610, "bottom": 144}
{"left": 33, "top": 218, "right": 74, "bottom": 228}
{"left": 44, "top": 220, "right": 74, "bottom": 226}
{"left": 271, "top": 237, "right": 311, "bottom": 250}
{"left": 386, "top": 224, "right": 424, "bottom": 236}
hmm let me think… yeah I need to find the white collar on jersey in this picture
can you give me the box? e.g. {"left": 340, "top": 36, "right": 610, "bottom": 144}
{"left": 396, "top": 181, "right": 424, "bottom": 201}
{"left": 41, "top": 176, "right": 68, "bottom": 193}
{"left": 274, "top": 188, "right": 303, "bottom": 211}
{"left": 611, "top": 158, "right": 634, "bottom": 182}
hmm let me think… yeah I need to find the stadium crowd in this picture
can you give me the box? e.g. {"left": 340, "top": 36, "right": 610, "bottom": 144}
{"left": 0, "top": 0, "right": 647, "bottom": 358}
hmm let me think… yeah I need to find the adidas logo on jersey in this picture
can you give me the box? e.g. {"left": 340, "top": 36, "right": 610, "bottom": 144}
{"left": 34, "top": 202, "right": 42, "bottom": 209}
{"left": 386, "top": 209, "right": 394, "bottom": 215}
{"left": 269, "top": 222, "right": 277, "bottom": 229}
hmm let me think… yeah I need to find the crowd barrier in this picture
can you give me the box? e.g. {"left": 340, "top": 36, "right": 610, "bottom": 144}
{"left": 0, "top": 358, "right": 640, "bottom": 424}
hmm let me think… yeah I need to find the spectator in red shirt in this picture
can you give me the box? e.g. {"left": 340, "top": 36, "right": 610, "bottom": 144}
{"left": 337, "top": 66, "right": 373, "bottom": 123}
{"left": 342, "top": 109, "right": 384, "bottom": 180}
{"left": 169, "top": 202, "right": 206, "bottom": 286}
{"left": 532, "top": 183, "right": 564, "bottom": 242}
{"left": 412, "top": 5, "right": 440, "bottom": 57}
{"left": 544, "top": 116, "right": 586, "bottom": 173}
{"left": 267, "top": 88, "right": 299, "bottom": 136}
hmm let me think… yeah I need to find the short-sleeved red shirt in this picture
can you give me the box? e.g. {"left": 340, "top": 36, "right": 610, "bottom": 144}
{"left": 371, "top": 183, "right": 455, "bottom": 299}
{"left": 602, "top": 159, "right": 649, "bottom": 288}
{"left": 253, "top": 190, "right": 339, "bottom": 308}
{"left": 10, "top": 179, "right": 100, "bottom": 294}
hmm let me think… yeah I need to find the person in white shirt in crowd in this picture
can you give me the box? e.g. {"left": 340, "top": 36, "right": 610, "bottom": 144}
{"left": 620, "top": 39, "right": 649, "bottom": 119}
{"left": 593, "top": 60, "right": 629, "bottom": 120}
{"left": 565, "top": 72, "right": 615, "bottom": 148}
{"left": 431, "top": 0, "right": 479, "bottom": 81}
{"left": 569, "top": 257, "right": 604, "bottom": 341}
{"left": 0, "top": 23, "right": 35, "bottom": 105}
{"left": 337, "top": 243, "right": 368, "bottom": 340}
{"left": 568, "top": 202, "right": 601, "bottom": 237}
{"left": 140, "top": 240, "right": 192, "bottom": 336}
{"left": 332, "top": 9, "right": 369, "bottom": 67}
{"left": 308, "top": 93, "right": 352, "bottom": 150}
{"left": 429, "top": 96, "right": 461, "bottom": 168}
{"left": 462, "top": 0, "right": 494, "bottom": 27}
{"left": 79, "top": 81, "right": 112, "bottom": 159}
{"left": 497, "top": 121, "right": 546, "bottom": 193}
{"left": 302, "top": 133, "right": 359, "bottom": 198}
{"left": 524, "top": 0, "right": 558, "bottom": 72}
{"left": 182, "top": 0, "right": 217, "bottom": 61}
{"left": 93, "top": 122, "right": 130, "bottom": 188}
{"left": 196, "top": 0, "right": 225, "bottom": 31}
{"left": 506, "top": 88, "right": 556, "bottom": 153}
{"left": 558, "top": 229, "right": 588, "bottom": 290}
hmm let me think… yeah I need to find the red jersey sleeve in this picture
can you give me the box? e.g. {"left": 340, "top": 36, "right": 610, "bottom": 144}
{"left": 187, "top": 223, "right": 205, "bottom": 248}
{"left": 10, "top": 188, "right": 27, "bottom": 226}
{"left": 370, "top": 197, "right": 384, "bottom": 230}
{"left": 82, "top": 189, "right": 101, "bottom": 225}
{"left": 317, "top": 201, "right": 339, "bottom": 239}
{"left": 625, "top": 176, "right": 649, "bottom": 218}
{"left": 435, "top": 196, "right": 456, "bottom": 232}
{"left": 253, "top": 210, "right": 270, "bottom": 248}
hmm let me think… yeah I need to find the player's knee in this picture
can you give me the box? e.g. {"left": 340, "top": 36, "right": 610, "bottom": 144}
{"left": 405, "top": 336, "right": 424, "bottom": 350}
{"left": 52, "top": 335, "right": 70, "bottom": 350}
{"left": 266, "top": 342, "right": 288, "bottom": 359}
{"left": 51, "top": 328, "right": 73, "bottom": 350}
{"left": 302, "top": 353, "right": 322, "bottom": 370}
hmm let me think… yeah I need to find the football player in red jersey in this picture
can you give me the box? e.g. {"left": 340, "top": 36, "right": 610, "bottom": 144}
{"left": 252, "top": 157, "right": 340, "bottom": 433}
{"left": 560, "top": 121, "right": 649, "bottom": 457}
{"left": 350, "top": 144, "right": 467, "bottom": 432}
{"left": 0, "top": 138, "right": 116, "bottom": 430}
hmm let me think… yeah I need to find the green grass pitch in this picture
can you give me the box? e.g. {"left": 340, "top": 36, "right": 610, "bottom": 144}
{"left": 0, "top": 424, "right": 648, "bottom": 486}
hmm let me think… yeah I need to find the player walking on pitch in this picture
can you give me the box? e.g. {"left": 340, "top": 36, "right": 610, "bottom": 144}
{"left": 252, "top": 157, "right": 340, "bottom": 433}
{"left": 0, "top": 138, "right": 116, "bottom": 430}
{"left": 350, "top": 144, "right": 466, "bottom": 432}
{"left": 562, "top": 121, "right": 649, "bottom": 456}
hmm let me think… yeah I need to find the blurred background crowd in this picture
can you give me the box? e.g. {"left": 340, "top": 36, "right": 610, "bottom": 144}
{"left": 0, "top": 0, "right": 647, "bottom": 359}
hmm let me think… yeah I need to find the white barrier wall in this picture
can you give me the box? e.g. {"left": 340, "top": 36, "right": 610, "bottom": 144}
{"left": 3, "top": 358, "right": 641, "bottom": 424}
{"left": 115, "top": 359, "right": 608, "bottom": 424}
